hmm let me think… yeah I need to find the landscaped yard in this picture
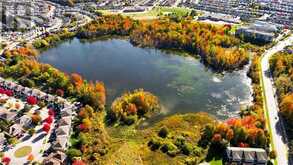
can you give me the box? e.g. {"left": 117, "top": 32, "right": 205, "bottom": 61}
{"left": 14, "top": 146, "right": 32, "bottom": 158}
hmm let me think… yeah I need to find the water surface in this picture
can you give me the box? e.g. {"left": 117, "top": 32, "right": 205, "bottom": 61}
{"left": 38, "top": 38, "right": 251, "bottom": 121}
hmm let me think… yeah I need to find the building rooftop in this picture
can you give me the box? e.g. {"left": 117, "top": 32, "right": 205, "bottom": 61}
{"left": 225, "top": 147, "right": 268, "bottom": 164}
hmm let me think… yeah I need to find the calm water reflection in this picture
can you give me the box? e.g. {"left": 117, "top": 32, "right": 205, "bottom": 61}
{"left": 38, "top": 38, "right": 251, "bottom": 120}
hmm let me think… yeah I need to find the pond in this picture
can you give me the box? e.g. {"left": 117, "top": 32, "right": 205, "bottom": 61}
{"left": 38, "top": 38, "right": 252, "bottom": 121}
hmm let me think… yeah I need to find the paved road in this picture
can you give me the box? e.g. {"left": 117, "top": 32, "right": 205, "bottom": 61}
{"left": 261, "top": 34, "right": 293, "bottom": 165}
{"left": 0, "top": 1, "right": 92, "bottom": 55}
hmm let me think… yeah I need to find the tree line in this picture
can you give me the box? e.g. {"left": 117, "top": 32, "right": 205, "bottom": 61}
{"left": 77, "top": 15, "right": 249, "bottom": 71}
{"left": 270, "top": 50, "right": 293, "bottom": 156}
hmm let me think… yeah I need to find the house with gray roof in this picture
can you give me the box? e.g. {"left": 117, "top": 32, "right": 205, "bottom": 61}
{"left": 53, "top": 136, "right": 69, "bottom": 151}
{"left": 9, "top": 124, "right": 24, "bottom": 137}
{"left": 61, "top": 108, "right": 72, "bottom": 117}
{"left": 224, "top": 147, "right": 268, "bottom": 165}
{"left": 0, "top": 133, "right": 6, "bottom": 151}
{"left": 15, "top": 115, "right": 32, "bottom": 128}
{"left": 56, "top": 126, "right": 70, "bottom": 136}
{"left": 58, "top": 117, "right": 71, "bottom": 127}
{"left": 43, "top": 150, "right": 66, "bottom": 165}
{"left": 0, "top": 109, "right": 17, "bottom": 121}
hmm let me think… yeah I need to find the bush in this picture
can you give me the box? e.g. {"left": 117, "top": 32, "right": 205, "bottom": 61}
{"left": 38, "top": 101, "right": 46, "bottom": 108}
{"left": 192, "top": 146, "right": 202, "bottom": 156}
{"left": 28, "top": 128, "right": 35, "bottom": 135}
{"left": 124, "top": 115, "right": 137, "bottom": 125}
{"left": 160, "top": 142, "right": 177, "bottom": 153}
{"left": 174, "top": 136, "right": 185, "bottom": 147}
{"left": 167, "top": 148, "right": 180, "bottom": 157}
{"left": 8, "top": 137, "right": 19, "bottom": 145}
{"left": 67, "top": 148, "right": 82, "bottom": 159}
{"left": 148, "top": 137, "right": 162, "bottom": 151}
{"left": 185, "top": 157, "right": 198, "bottom": 165}
{"left": 182, "top": 142, "right": 193, "bottom": 155}
{"left": 31, "top": 114, "right": 41, "bottom": 125}
{"left": 19, "top": 78, "right": 35, "bottom": 88}
{"left": 23, "top": 105, "right": 32, "bottom": 112}
{"left": 56, "top": 89, "right": 64, "bottom": 97}
{"left": 27, "top": 96, "right": 38, "bottom": 105}
{"left": 269, "top": 150, "right": 277, "bottom": 159}
{"left": 158, "top": 127, "right": 169, "bottom": 138}
{"left": 0, "top": 152, "right": 4, "bottom": 158}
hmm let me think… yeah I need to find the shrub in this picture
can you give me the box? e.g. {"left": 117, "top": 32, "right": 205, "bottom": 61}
{"left": 174, "top": 136, "right": 185, "bottom": 148}
{"left": 45, "top": 116, "right": 53, "bottom": 124}
{"left": 124, "top": 115, "right": 137, "bottom": 125}
{"left": 160, "top": 142, "right": 177, "bottom": 153}
{"left": 67, "top": 148, "right": 82, "bottom": 159}
{"left": 192, "top": 146, "right": 202, "bottom": 156}
{"left": 185, "top": 157, "right": 198, "bottom": 165}
{"left": 56, "top": 89, "right": 64, "bottom": 97}
{"left": 269, "top": 150, "right": 277, "bottom": 159}
{"left": 19, "top": 78, "right": 35, "bottom": 88}
{"left": 42, "top": 123, "right": 50, "bottom": 133}
{"left": 167, "top": 148, "right": 180, "bottom": 157}
{"left": 2, "top": 156, "right": 11, "bottom": 165}
{"left": 8, "top": 137, "right": 18, "bottom": 145}
{"left": 0, "top": 152, "right": 4, "bottom": 158}
{"left": 72, "top": 160, "right": 86, "bottom": 165}
{"left": 31, "top": 114, "right": 41, "bottom": 125}
{"left": 38, "top": 101, "right": 46, "bottom": 108}
{"left": 158, "top": 127, "right": 169, "bottom": 138}
{"left": 182, "top": 142, "right": 193, "bottom": 155}
{"left": 28, "top": 128, "right": 35, "bottom": 135}
{"left": 27, "top": 96, "right": 38, "bottom": 105}
{"left": 148, "top": 137, "right": 162, "bottom": 151}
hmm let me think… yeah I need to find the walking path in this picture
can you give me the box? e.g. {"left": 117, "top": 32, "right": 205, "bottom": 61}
{"left": 260, "top": 34, "right": 293, "bottom": 165}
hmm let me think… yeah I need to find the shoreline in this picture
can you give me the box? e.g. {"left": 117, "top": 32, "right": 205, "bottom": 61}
{"left": 37, "top": 37, "right": 254, "bottom": 124}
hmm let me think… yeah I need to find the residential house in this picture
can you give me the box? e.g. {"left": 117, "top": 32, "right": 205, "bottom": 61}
{"left": 61, "top": 108, "right": 72, "bottom": 117}
{"left": 43, "top": 151, "right": 66, "bottom": 165}
{"left": 58, "top": 117, "right": 71, "bottom": 127}
{"left": 23, "top": 87, "right": 32, "bottom": 95}
{"left": 0, "top": 133, "right": 6, "bottom": 151}
{"left": 9, "top": 124, "right": 24, "bottom": 137}
{"left": 46, "top": 94, "right": 55, "bottom": 102}
{"left": 0, "top": 109, "right": 17, "bottom": 121}
{"left": 56, "top": 126, "right": 70, "bottom": 136}
{"left": 15, "top": 115, "right": 32, "bottom": 128}
{"left": 52, "top": 136, "right": 69, "bottom": 151}
{"left": 223, "top": 147, "right": 268, "bottom": 165}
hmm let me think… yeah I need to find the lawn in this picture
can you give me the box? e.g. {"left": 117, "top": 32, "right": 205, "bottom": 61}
{"left": 99, "top": 7, "right": 191, "bottom": 20}
{"left": 14, "top": 146, "right": 32, "bottom": 158}
{"left": 210, "top": 158, "right": 223, "bottom": 165}
{"left": 156, "top": 7, "right": 191, "bottom": 17}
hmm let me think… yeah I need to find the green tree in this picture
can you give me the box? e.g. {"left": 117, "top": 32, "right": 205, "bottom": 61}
{"left": 67, "top": 148, "right": 82, "bottom": 159}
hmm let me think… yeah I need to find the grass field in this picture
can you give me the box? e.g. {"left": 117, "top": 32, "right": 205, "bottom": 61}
{"left": 124, "top": 7, "right": 191, "bottom": 19}
{"left": 14, "top": 146, "right": 32, "bottom": 158}
{"left": 98, "top": 7, "right": 191, "bottom": 20}
{"left": 102, "top": 113, "right": 216, "bottom": 165}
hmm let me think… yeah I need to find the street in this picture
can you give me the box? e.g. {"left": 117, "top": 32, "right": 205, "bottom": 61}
{"left": 0, "top": 0, "right": 93, "bottom": 55}
{"left": 261, "top": 34, "right": 293, "bottom": 165}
